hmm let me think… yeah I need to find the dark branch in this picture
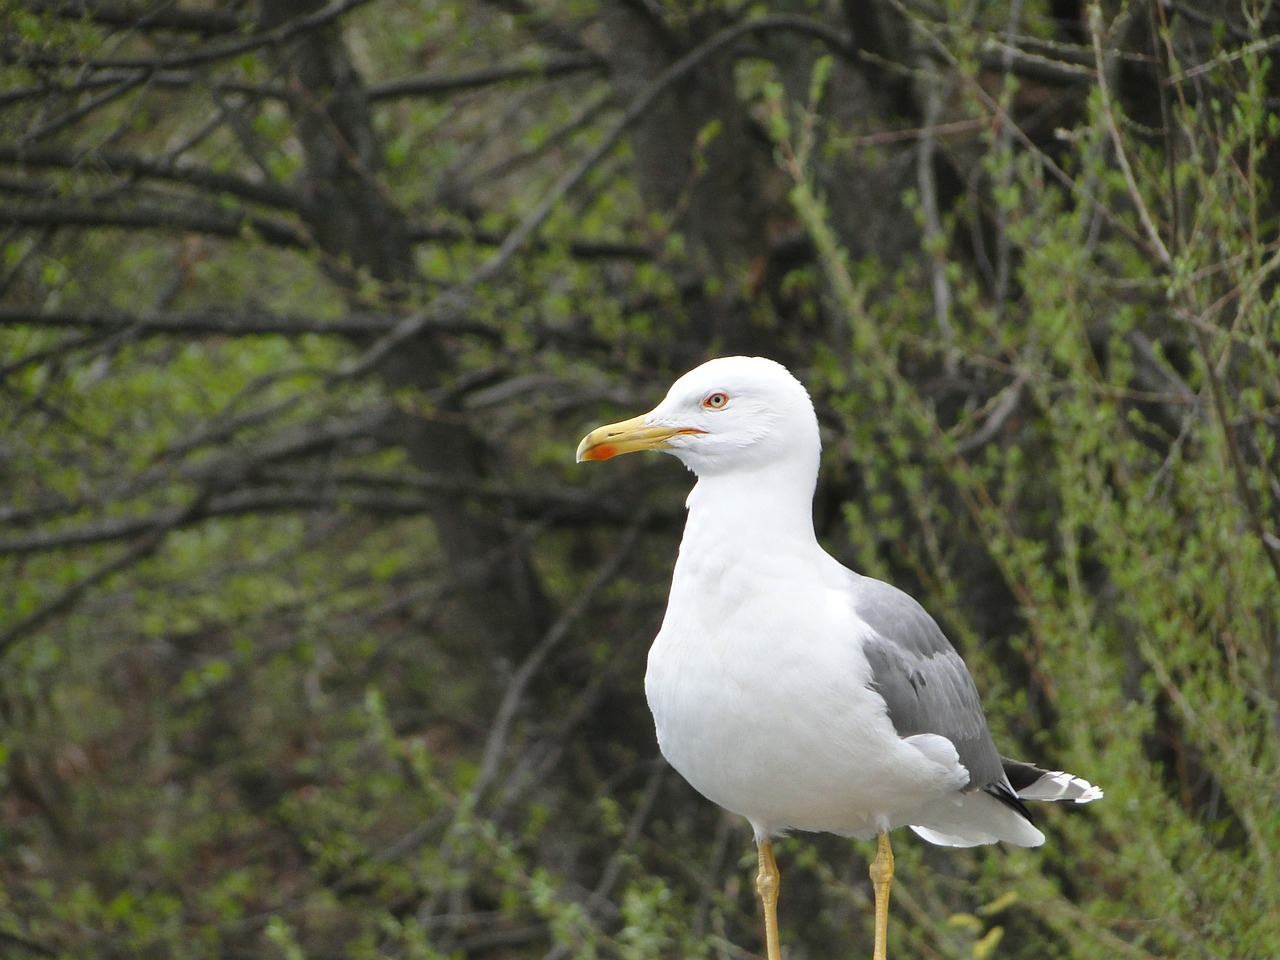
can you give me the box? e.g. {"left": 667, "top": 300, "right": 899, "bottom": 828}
{"left": 367, "top": 54, "right": 604, "bottom": 100}
{"left": 28, "top": 0, "right": 244, "bottom": 35}
{"left": 22, "top": 71, "right": 151, "bottom": 143}
{"left": 0, "top": 145, "right": 302, "bottom": 211}
{"left": 0, "top": 471, "right": 655, "bottom": 556}
{"left": 0, "top": 490, "right": 212, "bottom": 657}
{"left": 0, "top": 72, "right": 288, "bottom": 109}
{"left": 0, "top": 200, "right": 311, "bottom": 248}
{"left": 405, "top": 223, "right": 652, "bottom": 261}
{"left": 0, "top": 929, "right": 58, "bottom": 959}
{"left": 8, "top": 0, "right": 374, "bottom": 71}
{"left": 0, "top": 489, "right": 423, "bottom": 556}
{"left": 0, "top": 307, "right": 497, "bottom": 339}
{"left": 977, "top": 36, "right": 1095, "bottom": 85}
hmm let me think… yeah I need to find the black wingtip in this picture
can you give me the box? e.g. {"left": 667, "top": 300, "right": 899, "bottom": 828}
{"left": 983, "top": 776, "right": 1035, "bottom": 823}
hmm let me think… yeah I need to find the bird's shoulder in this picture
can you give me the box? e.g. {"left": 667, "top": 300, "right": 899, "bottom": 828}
{"left": 842, "top": 570, "right": 954, "bottom": 659}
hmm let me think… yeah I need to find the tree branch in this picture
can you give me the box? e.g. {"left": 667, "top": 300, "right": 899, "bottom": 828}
{"left": 405, "top": 223, "right": 652, "bottom": 261}
{"left": 8, "top": 0, "right": 376, "bottom": 72}
{"left": 28, "top": 0, "right": 243, "bottom": 35}
{"left": 0, "top": 144, "right": 302, "bottom": 211}
{"left": 0, "top": 405, "right": 396, "bottom": 555}
{"left": 0, "top": 306, "right": 495, "bottom": 339}
{"left": 467, "top": 516, "right": 647, "bottom": 808}
{"left": 21, "top": 71, "right": 151, "bottom": 143}
{"left": 0, "top": 929, "right": 57, "bottom": 959}
{"left": 336, "top": 12, "right": 856, "bottom": 381}
{"left": 0, "top": 199, "right": 311, "bottom": 248}
{"left": 1088, "top": 6, "right": 1171, "bottom": 266}
{"left": 366, "top": 54, "right": 604, "bottom": 100}
{"left": 889, "top": 0, "right": 1154, "bottom": 254}
{"left": 0, "top": 489, "right": 212, "bottom": 657}
{"left": 0, "top": 72, "right": 288, "bottom": 109}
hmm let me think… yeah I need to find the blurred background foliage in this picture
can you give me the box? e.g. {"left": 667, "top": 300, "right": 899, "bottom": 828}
{"left": 1, "top": 0, "right": 1278, "bottom": 958}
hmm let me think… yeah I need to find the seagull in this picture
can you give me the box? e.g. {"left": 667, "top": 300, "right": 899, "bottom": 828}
{"left": 575, "top": 356, "right": 1101, "bottom": 960}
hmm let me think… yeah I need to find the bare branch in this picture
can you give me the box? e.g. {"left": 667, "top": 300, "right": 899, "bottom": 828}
{"left": 0, "top": 72, "right": 287, "bottom": 109}
{"left": 0, "top": 406, "right": 399, "bottom": 554}
{"left": 0, "top": 199, "right": 311, "bottom": 248}
{"left": 258, "top": 466, "right": 664, "bottom": 524}
{"left": 0, "top": 144, "right": 302, "bottom": 211}
{"left": 0, "top": 306, "right": 495, "bottom": 339}
{"left": 913, "top": 67, "right": 954, "bottom": 348}
{"left": 28, "top": 0, "right": 243, "bottom": 35}
{"left": 978, "top": 36, "right": 1094, "bottom": 85}
{"left": 0, "top": 326, "right": 110, "bottom": 380}
{"left": 0, "top": 929, "right": 58, "bottom": 959}
{"left": 405, "top": 223, "right": 652, "bottom": 262}
{"left": 22, "top": 70, "right": 151, "bottom": 143}
{"left": 8, "top": 0, "right": 376, "bottom": 72}
{"left": 1088, "top": 6, "right": 1171, "bottom": 266}
{"left": 366, "top": 54, "right": 604, "bottom": 100}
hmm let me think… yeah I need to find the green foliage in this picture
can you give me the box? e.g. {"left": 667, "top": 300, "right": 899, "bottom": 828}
{"left": 763, "top": 22, "right": 1280, "bottom": 960}
{"left": 3, "top": 1, "right": 1279, "bottom": 959}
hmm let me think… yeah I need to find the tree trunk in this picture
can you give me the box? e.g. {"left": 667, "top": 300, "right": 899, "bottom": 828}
{"left": 258, "top": 0, "right": 552, "bottom": 656}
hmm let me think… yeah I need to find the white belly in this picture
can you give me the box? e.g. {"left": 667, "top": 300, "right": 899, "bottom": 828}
{"left": 644, "top": 551, "right": 962, "bottom": 838}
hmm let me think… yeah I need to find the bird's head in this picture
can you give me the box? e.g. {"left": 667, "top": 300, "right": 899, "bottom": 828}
{"left": 576, "top": 356, "right": 821, "bottom": 478}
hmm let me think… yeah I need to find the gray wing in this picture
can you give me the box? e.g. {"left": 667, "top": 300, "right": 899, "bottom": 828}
{"left": 851, "top": 572, "right": 1006, "bottom": 792}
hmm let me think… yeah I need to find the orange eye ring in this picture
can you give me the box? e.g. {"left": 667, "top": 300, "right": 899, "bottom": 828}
{"left": 703, "top": 392, "right": 729, "bottom": 409}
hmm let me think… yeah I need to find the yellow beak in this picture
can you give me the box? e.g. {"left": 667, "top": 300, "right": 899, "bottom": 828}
{"left": 575, "top": 414, "right": 702, "bottom": 462}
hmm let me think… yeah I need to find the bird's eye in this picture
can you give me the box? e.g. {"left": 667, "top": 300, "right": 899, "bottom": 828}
{"left": 703, "top": 392, "right": 729, "bottom": 410}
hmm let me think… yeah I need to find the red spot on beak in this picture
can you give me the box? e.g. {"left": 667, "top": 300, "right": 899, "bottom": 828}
{"left": 586, "top": 443, "right": 618, "bottom": 461}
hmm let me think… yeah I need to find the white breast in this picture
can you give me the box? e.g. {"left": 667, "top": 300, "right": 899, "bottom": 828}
{"left": 644, "top": 527, "right": 962, "bottom": 839}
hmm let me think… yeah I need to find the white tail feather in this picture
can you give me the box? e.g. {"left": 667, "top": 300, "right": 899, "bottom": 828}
{"left": 1016, "top": 769, "right": 1103, "bottom": 804}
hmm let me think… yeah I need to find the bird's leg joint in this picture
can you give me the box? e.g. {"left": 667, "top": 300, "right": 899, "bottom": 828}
{"left": 756, "top": 864, "right": 779, "bottom": 903}
{"left": 870, "top": 832, "right": 894, "bottom": 960}
{"left": 869, "top": 832, "right": 895, "bottom": 889}
{"left": 756, "top": 840, "right": 780, "bottom": 905}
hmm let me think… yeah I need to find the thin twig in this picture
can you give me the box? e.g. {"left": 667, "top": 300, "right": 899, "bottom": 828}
{"left": 992, "top": 0, "right": 1025, "bottom": 318}
{"left": 913, "top": 66, "right": 954, "bottom": 351}
{"left": 1088, "top": 4, "right": 1171, "bottom": 266}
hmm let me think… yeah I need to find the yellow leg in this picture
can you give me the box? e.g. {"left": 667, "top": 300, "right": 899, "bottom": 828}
{"left": 869, "top": 831, "right": 894, "bottom": 960}
{"left": 756, "top": 838, "right": 782, "bottom": 960}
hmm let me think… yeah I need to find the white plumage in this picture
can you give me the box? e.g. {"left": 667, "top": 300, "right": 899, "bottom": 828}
{"left": 577, "top": 356, "right": 1101, "bottom": 960}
